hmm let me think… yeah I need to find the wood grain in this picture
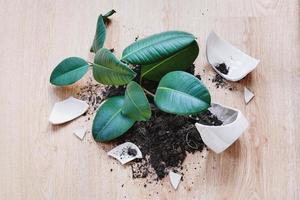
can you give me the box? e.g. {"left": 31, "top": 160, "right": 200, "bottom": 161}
{"left": 0, "top": 0, "right": 299, "bottom": 199}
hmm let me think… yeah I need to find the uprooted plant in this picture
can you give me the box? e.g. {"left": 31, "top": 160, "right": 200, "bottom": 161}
{"left": 50, "top": 10, "right": 211, "bottom": 142}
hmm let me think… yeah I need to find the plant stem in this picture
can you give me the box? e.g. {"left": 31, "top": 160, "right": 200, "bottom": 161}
{"left": 143, "top": 88, "right": 155, "bottom": 97}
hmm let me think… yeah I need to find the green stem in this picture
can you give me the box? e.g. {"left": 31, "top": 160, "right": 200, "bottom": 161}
{"left": 142, "top": 88, "right": 155, "bottom": 97}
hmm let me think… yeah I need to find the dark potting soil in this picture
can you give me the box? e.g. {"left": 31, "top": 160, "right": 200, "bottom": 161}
{"left": 215, "top": 63, "right": 229, "bottom": 75}
{"left": 116, "top": 106, "right": 222, "bottom": 180}
{"left": 127, "top": 147, "right": 137, "bottom": 156}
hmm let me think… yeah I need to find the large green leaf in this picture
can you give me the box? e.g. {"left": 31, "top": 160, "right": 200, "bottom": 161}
{"left": 92, "top": 96, "right": 135, "bottom": 142}
{"left": 93, "top": 48, "right": 136, "bottom": 85}
{"left": 122, "top": 81, "right": 151, "bottom": 121}
{"left": 121, "top": 31, "right": 196, "bottom": 65}
{"left": 141, "top": 41, "right": 199, "bottom": 81}
{"left": 154, "top": 71, "right": 211, "bottom": 115}
{"left": 50, "top": 57, "right": 89, "bottom": 86}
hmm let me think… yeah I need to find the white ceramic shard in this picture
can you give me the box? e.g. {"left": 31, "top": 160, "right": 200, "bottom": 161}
{"left": 49, "top": 96, "right": 89, "bottom": 125}
{"left": 195, "top": 103, "right": 249, "bottom": 154}
{"left": 107, "top": 142, "right": 142, "bottom": 165}
{"left": 73, "top": 127, "right": 87, "bottom": 140}
{"left": 244, "top": 87, "right": 254, "bottom": 104}
{"left": 169, "top": 171, "right": 182, "bottom": 190}
{"left": 206, "top": 31, "right": 260, "bottom": 81}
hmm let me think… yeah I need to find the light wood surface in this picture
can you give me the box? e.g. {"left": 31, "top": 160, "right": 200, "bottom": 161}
{"left": 0, "top": 0, "right": 299, "bottom": 199}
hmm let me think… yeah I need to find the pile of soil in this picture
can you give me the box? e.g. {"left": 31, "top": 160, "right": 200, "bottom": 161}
{"left": 117, "top": 106, "right": 222, "bottom": 180}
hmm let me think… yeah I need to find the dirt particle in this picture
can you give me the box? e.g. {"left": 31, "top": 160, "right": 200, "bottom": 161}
{"left": 127, "top": 147, "right": 137, "bottom": 156}
{"left": 215, "top": 63, "right": 229, "bottom": 74}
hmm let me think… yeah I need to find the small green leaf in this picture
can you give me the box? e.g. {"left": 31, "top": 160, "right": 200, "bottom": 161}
{"left": 92, "top": 96, "right": 135, "bottom": 142}
{"left": 90, "top": 10, "right": 116, "bottom": 53}
{"left": 154, "top": 71, "right": 211, "bottom": 115}
{"left": 90, "top": 15, "right": 106, "bottom": 53}
{"left": 93, "top": 48, "right": 136, "bottom": 85}
{"left": 121, "top": 31, "right": 196, "bottom": 65}
{"left": 50, "top": 57, "right": 89, "bottom": 86}
{"left": 141, "top": 41, "right": 199, "bottom": 81}
{"left": 122, "top": 81, "right": 151, "bottom": 121}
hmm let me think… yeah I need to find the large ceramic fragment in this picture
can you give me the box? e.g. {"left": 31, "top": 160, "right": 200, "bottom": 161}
{"left": 49, "top": 97, "right": 89, "bottom": 125}
{"left": 206, "top": 32, "right": 259, "bottom": 81}
{"left": 195, "top": 103, "right": 249, "bottom": 153}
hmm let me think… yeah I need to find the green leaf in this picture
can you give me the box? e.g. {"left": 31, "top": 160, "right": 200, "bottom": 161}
{"left": 50, "top": 57, "right": 89, "bottom": 86}
{"left": 93, "top": 48, "right": 136, "bottom": 85}
{"left": 154, "top": 71, "right": 211, "bottom": 115}
{"left": 122, "top": 81, "right": 151, "bottom": 121}
{"left": 121, "top": 31, "right": 196, "bottom": 65}
{"left": 92, "top": 96, "right": 135, "bottom": 142}
{"left": 90, "top": 10, "right": 116, "bottom": 53}
{"left": 141, "top": 41, "right": 199, "bottom": 81}
{"left": 90, "top": 15, "right": 106, "bottom": 53}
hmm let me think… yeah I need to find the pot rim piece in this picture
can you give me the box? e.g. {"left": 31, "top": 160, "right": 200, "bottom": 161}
{"left": 196, "top": 103, "right": 240, "bottom": 128}
{"left": 206, "top": 31, "right": 260, "bottom": 81}
{"left": 49, "top": 96, "right": 89, "bottom": 125}
{"left": 195, "top": 102, "right": 249, "bottom": 153}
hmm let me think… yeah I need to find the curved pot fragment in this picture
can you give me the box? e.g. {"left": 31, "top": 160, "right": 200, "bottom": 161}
{"left": 49, "top": 96, "right": 89, "bottom": 125}
{"left": 195, "top": 103, "right": 249, "bottom": 153}
{"left": 206, "top": 31, "right": 259, "bottom": 81}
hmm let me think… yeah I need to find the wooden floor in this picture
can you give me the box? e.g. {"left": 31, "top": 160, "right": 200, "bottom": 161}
{"left": 0, "top": 0, "right": 299, "bottom": 199}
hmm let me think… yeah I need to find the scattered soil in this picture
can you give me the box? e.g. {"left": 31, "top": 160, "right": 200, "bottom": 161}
{"left": 76, "top": 78, "right": 125, "bottom": 115}
{"left": 211, "top": 74, "right": 234, "bottom": 90}
{"left": 215, "top": 63, "right": 229, "bottom": 74}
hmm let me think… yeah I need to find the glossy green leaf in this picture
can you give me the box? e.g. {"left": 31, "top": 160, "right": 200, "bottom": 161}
{"left": 121, "top": 31, "right": 196, "bottom": 65}
{"left": 90, "top": 14, "right": 106, "bottom": 53}
{"left": 50, "top": 57, "right": 89, "bottom": 86}
{"left": 90, "top": 10, "right": 116, "bottom": 52}
{"left": 93, "top": 48, "right": 136, "bottom": 85}
{"left": 122, "top": 81, "right": 151, "bottom": 121}
{"left": 154, "top": 71, "right": 211, "bottom": 115}
{"left": 92, "top": 96, "right": 135, "bottom": 142}
{"left": 141, "top": 41, "right": 199, "bottom": 81}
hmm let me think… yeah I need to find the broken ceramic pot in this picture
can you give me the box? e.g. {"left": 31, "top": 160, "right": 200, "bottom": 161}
{"left": 206, "top": 31, "right": 259, "bottom": 81}
{"left": 107, "top": 142, "right": 142, "bottom": 165}
{"left": 195, "top": 103, "right": 249, "bottom": 154}
{"left": 49, "top": 96, "right": 89, "bottom": 125}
